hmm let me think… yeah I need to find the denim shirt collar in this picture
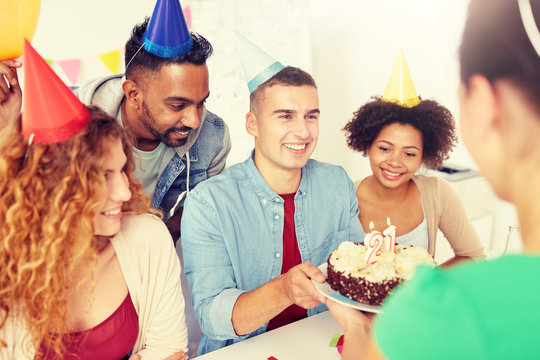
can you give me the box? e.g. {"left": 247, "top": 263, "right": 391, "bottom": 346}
{"left": 243, "top": 150, "right": 308, "bottom": 206}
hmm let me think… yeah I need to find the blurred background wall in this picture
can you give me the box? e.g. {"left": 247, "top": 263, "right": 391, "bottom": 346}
{"left": 29, "top": 0, "right": 520, "bottom": 268}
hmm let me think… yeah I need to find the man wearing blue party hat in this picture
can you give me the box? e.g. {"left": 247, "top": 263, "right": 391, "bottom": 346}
{"left": 181, "top": 33, "right": 363, "bottom": 355}
{"left": 76, "top": 0, "right": 230, "bottom": 242}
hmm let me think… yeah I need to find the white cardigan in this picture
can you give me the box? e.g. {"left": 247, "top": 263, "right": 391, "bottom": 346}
{"left": 0, "top": 213, "right": 188, "bottom": 359}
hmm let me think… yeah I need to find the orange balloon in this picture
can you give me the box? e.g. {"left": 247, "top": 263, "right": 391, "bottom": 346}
{"left": 0, "top": 0, "right": 41, "bottom": 60}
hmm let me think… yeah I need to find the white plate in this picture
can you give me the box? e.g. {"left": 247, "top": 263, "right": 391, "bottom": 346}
{"left": 313, "top": 263, "right": 382, "bottom": 313}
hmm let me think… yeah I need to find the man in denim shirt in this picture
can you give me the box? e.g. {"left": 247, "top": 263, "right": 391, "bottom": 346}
{"left": 77, "top": 18, "right": 231, "bottom": 241}
{"left": 182, "top": 66, "right": 363, "bottom": 355}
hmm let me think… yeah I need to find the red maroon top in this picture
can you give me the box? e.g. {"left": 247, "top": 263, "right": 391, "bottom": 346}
{"left": 37, "top": 293, "right": 139, "bottom": 360}
{"left": 267, "top": 193, "right": 307, "bottom": 331}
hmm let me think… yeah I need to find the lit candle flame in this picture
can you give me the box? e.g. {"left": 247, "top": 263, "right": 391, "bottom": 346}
{"left": 369, "top": 221, "right": 374, "bottom": 231}
{"left": 387, "top": 217, "right": 391, "bottom": 226}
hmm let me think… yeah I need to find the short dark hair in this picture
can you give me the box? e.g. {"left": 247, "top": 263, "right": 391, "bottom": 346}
{"left": 249, "top": 66, "right": 317, "bottom": 114}
{"left": 459, "top": 0, "right": 540, "bottom": 113}
{"left": 343, "top": 97, "right": 457, "bottom": 169}
{"left": 124, "top": 17, "right": 213, "bottom": 82}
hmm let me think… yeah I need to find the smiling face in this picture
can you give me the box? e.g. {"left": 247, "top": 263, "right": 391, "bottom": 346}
{"left": 247, "top": 84, "right": 320, "bottom": 178}
{"left": 129, "top": 62, "right": 210, "bottom": 148}
{"left": 93, "top": 138, "right": 132, "bottom": 237}
{"left": 367, "top": 123, "right": 423, "bottom": 189}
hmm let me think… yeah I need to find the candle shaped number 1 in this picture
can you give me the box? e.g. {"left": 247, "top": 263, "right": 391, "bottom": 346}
{"left": 383, "top": 217, "right": 396, "bottom": 253}
{"left": 364, "top": 221, "right": 384, "bottom": 264}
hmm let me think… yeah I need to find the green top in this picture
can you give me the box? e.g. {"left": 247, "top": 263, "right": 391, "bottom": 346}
{"left": 374, "top": 255, "right": 540, "bottom": 359}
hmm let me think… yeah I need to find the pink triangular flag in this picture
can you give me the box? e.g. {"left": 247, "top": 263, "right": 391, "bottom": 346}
{"left": 57, "top": 59, "right": 81, "bottom": 86}
{"left": 184, "top": 6, "right": 192, "bottom": 29}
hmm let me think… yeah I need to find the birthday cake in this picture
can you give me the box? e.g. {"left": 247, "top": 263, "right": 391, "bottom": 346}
{"left": 326, "top": 241, "right": 435, "bottom": 306}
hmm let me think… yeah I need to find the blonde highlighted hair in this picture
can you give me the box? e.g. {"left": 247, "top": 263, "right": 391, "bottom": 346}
{"left": 0, "top": 106, "right": 157, "bottom": 357}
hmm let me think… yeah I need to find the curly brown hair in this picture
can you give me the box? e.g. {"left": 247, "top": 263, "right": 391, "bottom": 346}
{"left": 343, "top": 97, "right": 458, "bottom": 169}
{"left": 0, "top": 106, "right": 157, "bottom": 358}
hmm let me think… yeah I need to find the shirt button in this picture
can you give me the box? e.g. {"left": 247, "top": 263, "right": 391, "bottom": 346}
{"left": 274, "top": 197, "right": 281, "bottom": 203}
{"left": 262, "top": 199, "right": 267, "bottom": 205}
{"left": 275, "top": 215, "right": 280, "bottom": 220}
{"left": 302, "top": 191, "right": 306, "bottom": 196}
{"left": 275, "top": 253, "right": 281, "bottom": 258}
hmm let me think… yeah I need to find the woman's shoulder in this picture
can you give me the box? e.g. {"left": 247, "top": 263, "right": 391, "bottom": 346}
{"left": 412, "top": 174, "right": 442, "bottom": 188}
{"left": 114, "top": 213, "right": 172, "bottom": 249}
{"left": 121, "top": 212, "right": 167, "bottom": 232}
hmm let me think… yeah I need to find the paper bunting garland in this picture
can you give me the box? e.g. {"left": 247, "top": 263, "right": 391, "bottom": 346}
{"left": 184, "top": 5, "right": 192, "bottom": 28}
{"left": 99, "top": 50, "right": 121, "bottom": 74}
{"left": 36, "top": 47, "right": 123, "bottom": 87}
{"left": 26, "top": 2, "right": 193, "bottom": 84}
{"left": 56, "top": 59, "right": 81, "bottom": 86}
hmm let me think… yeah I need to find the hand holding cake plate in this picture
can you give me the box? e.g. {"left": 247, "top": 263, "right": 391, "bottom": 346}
{"left": 312, "top": 263, "right": 382, "bottom": 314}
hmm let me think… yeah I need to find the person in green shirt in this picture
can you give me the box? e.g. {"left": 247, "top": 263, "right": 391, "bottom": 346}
{"left": 326, "top": 0, "right": 540, "bottom": 359}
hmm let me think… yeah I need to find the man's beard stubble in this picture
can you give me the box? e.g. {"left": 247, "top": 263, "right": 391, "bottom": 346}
{"left": 139, "top": 101, "right": 192, "bottom": 147}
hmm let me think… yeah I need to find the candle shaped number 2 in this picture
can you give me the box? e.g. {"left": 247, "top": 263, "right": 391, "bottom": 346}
{"left": 364, "top": 221, "right": 384, "bottom": 264}
{"left": 383, "top": 217, "right": 396, "bottom": 253}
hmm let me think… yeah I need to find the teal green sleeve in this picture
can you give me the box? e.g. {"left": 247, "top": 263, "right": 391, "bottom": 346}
{"left": 373, "top": 266, "right": 486, "bottom": 360}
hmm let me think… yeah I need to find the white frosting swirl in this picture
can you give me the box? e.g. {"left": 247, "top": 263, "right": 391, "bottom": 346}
{"left": 330, "top": 242, "right": 435, "bottom": 282}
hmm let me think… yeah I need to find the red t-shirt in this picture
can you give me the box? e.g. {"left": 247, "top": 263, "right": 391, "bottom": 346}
{"left": 266, "top": 192, "right": 308, "bottom": 331}
{"left": 37, "top": 293, "right": 139, "bottom": 360}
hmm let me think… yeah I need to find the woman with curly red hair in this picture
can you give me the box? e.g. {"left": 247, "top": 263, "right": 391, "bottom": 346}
{"left": 0, "top": 50, "right": 188, "bottom": 360}
{"left": 344, "top": 95, "right": 485, "bottom": 265}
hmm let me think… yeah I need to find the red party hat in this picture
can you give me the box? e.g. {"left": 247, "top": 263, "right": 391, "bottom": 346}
{"left": 22, "top": 39, "right": 90, "bottom": 144}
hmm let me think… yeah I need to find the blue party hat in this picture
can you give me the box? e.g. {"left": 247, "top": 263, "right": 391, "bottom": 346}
{"left": 142, "top": 0, "right": 193, "bottom": 58}
{"left": 233, "top": 30, "right": 285, "bottom": 93}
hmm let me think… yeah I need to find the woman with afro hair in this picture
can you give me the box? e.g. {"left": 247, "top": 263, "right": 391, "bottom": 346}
{"left": 344, "top": 96, "right": 485, "bottom": 266}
